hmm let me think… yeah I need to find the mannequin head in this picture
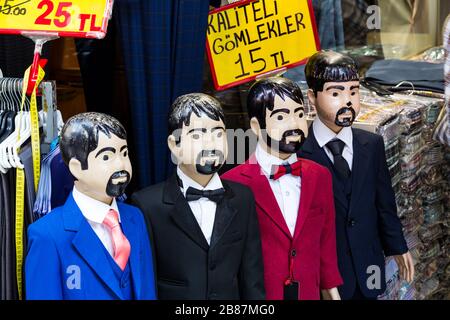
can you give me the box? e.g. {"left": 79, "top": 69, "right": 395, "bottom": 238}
{"left": 168, "top": 93, "right": 227, "bottom": 186}
{"left": 305, "top": 51, "right": 360, "bottom": 133}
{"left": 60, "top": 112, "right": 132, "bottom": 204}
{"left": 247, "top": 77, "right": 307, "bottom": 160}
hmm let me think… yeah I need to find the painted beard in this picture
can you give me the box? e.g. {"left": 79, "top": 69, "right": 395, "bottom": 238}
{"left": 335, "top": 106, "right": 356, "bottom": 127}
{"left": 263, "top": 129, "right": 306, "bottom": 154}
{"left": 195, "top": 150, "right": 225, "bottom": 175}
{"left": 106, "top": 170, "right": 131, "bottom": 197}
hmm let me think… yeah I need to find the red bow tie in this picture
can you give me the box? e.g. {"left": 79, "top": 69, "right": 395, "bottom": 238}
{"left": 270, "top": 161, "right": 302, "bottom": 180}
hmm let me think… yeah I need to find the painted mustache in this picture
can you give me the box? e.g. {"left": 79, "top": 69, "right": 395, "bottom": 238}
{"left": 106, "top": 171, "right": 131, "bottom": 197}
{"left": 335, "top": 105, "right": 356, "bottom": 127}
{"left": 195, "top": 150, "right": 225, "bottom": 175}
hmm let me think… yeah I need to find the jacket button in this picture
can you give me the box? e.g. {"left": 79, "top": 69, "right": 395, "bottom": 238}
{"left": 348, "top": 219, "right": 356, "bottom": 227}
{"left": 291, "top": 249, "right": 297, "bottom": 257}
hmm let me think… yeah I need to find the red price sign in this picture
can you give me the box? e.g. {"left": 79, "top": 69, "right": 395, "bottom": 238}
{"left": 0, "top": 0, "right": 113, "bottom": 38}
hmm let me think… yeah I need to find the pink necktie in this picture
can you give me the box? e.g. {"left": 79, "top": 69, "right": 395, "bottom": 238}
{"left": 103, "top": 209, "right": 131, "bottom": 271}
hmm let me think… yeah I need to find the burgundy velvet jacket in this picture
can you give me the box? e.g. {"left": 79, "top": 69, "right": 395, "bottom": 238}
{"left": 222, "top": 155, "right": 343, "bottom": 300}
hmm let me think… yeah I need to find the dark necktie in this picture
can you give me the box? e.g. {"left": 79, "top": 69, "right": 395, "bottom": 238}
{"left": 185, "top": 187, "right": 225, "bottom": 203}
{"left": 270, "top": 160, "right": 302, "bottom": 180}
{"left": 326, "top": 139, "right": 351, "bottom": 179}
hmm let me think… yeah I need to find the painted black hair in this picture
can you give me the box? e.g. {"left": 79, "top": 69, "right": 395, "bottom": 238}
{"left": 60, "top": 112, "right": 127, "bottom": 170}
{"left": 168, "top": 93, "right": 225, "bottom": 143}
{"left": 305, "top": 51, "right": 359, "bottom": 95}
{"left": 247, "top": 77, "right": 304, "bottom": 128}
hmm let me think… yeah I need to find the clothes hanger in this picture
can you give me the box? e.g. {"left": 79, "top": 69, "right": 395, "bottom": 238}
{"left": 0, "top": 79, "right": 26, "bottom": 170}
{"left": 0, "top": 79, "right": 18, "bottom": 141}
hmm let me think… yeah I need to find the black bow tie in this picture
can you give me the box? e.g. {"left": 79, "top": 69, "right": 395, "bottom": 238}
{"left": 185, "top": 187, "right": 225, "bottom": 203}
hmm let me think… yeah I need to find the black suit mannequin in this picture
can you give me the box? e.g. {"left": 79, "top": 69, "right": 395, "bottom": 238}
{"left": 132, "top": 93, "right": 265, "bottom": 300}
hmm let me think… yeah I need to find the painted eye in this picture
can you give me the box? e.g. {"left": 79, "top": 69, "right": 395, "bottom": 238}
{"left": 333, "top": 92, "right": 339, "bottom": 97}
{"left": 192, "top": 134, "right": 200, "bottom": 140}
{"left": 123, "top": 151, "right": 128, "bottom": 157}
{"left": 277, "top": 115, "right": 284, "bottom": 121}
{"left": 103, "top": 155, "right": 109, "bottom": 161}
{"left": 351, "top": 92, "right": 356, "bottom": 96}
{"left": 298, "top": 112, "right": 304, "bottom": 118}
{"left": 217, "top": 131, "right": 223, "bottom": 138}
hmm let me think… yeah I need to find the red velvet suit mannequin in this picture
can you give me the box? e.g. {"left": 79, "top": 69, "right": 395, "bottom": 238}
{"left": 222, "top": 77, "right": 342, "bottom": 300}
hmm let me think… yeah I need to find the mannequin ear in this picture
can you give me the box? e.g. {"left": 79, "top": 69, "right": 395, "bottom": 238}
{"left": 307, "top": 89, "right": 316, "bottom": 108}
{"left": 167, "top": 134, "right": 180, "bottom": 156}
{"left": 250, "top": 117, "right": 261, "bottom": 137}
{"left": 68, "top": 158, "right": 83, "bottom": 180}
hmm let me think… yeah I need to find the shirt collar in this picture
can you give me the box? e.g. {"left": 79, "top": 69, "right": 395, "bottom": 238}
{"left": 255, "top": 143, "right": 298, "bottom": 176}
{"left": 72, "top": 186, "right": 120, "bottom": 224}
{"left": 313, "top": 116, "right": 353, "bottom": 151}
{"left": 176, "top": 166, "right": 223, "bottom": 197}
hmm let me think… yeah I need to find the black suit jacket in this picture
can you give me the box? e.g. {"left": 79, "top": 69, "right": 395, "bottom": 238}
{"left": 298, "top": 127, "right": 408, "bottom": 299}
{"left": 131, "top": 173, "right": 265, "bottom": 300}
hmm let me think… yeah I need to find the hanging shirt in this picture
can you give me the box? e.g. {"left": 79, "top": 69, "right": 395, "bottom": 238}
{"left": 72, "top": 186, "right": 120, "bottom": 258}
{"left": 313, "top": 117, "right": 354, "bottom": 170}
{"left": 177, "top": 166, "right": 222, "bottom": 245}
{"left": 255, "top": 143, "right": 300, "bottom": 236}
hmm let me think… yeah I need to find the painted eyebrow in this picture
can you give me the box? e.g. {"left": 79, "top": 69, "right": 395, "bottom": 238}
{"left": 120, "top": 145, "right": 128, "bottom": 152}
{"left": 187, "top": 128, "right": 207, "bottom": 134}
{"left": 270, "top": 108, "right": 290, "bottom": 117}
{"left": 294, "top": 106, "right": 305, "bottom": 113}
{"left": 95, "top": 147, "right": 116, "bottom": 158}
{"left": 211, "top": 126, "right": 226, "bottom": 132}
{"left": 350, "top": 85, "right": 360, "bottom": 90}
{"left": 326, "top": 85, "right": 345, "bottom": 91}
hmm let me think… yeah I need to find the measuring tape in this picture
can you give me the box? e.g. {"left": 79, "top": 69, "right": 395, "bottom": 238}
{"left": 15, "top": 65, "right": 45, "bottom": 300}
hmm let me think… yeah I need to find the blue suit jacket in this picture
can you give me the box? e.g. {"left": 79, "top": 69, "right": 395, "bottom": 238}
{"left": 25, "top": 193, "right": 157, "bottom": 300}
{"left": 299, "top": 127, "right": 408, "bottom": 299}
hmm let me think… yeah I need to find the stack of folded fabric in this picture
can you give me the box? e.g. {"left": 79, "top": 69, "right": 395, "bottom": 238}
{"left": 355, "top": 91, "right": 449, "bottom": 300}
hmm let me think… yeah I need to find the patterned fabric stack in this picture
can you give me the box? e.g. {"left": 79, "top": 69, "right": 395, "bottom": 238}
{"left": 354, "top": 91, "right": 449, "bottom": 300}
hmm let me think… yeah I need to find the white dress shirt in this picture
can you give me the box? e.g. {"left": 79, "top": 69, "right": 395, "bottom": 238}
{"left": 313, "top": 117, "right": 354, "bottom": 170}
{"left": 255, "top": 143, "right": 300, "bottom": 236}
{"left": 177, "top": 167, "right": 223, "bottom": 245}
{"left": 72, "top": 186, "right": 120, "bottom": 258}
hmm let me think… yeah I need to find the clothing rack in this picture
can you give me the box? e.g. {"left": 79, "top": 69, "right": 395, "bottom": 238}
{"left": 0, "top": 76, "right": 61, "bottom": 300}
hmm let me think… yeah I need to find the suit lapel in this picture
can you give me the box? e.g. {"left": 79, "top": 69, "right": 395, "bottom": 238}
{"left": 292, "top": 160, "right": 315, "bottom": 240}
{"left": 164, "top": 174, "right": 210, "bottom": 251}
{"left": 242, "top": 155, "right": 292, "bottom": 240}
{"left": 349, "top": 129, "right": 370, "bottom": 217}
{"left": 209, "top": 181, "right": 238, "bottom": 249}
{"left": 301, "top": 127, "right": 350, "bottom": 214}
{"left": 119, "top": 204, "right": 141, "bottom": 299}
{"left": 63, "top": 195, "right": 123, "bottom": 299}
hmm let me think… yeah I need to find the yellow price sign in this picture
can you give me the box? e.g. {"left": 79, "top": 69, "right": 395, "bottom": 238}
{"left": 0, "top": 0, "right": 113, "bottom": 38}
{"left": 206, "top": 0, "right": 320, "bottom": 90}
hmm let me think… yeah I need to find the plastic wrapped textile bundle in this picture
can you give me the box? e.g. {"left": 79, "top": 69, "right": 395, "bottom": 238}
{"left": 421, "top": 165, "right": 444, "bottom": 186}
{"left": 404, "top": 228, "right": 423, "bottom": 250}
{"left": 389, "top": 160, "right": 402, "bottom": 187}
{"left": 400, "top": 130, "right": 424, "bottom": 155}
{"left": 385, "top": 139, "right": 400, "bottom": 167}
{"left": 399, "top": 208, "right": 423, "bottom": 232}
{"left": 417, "top": 277, "right": 440, "bottom": 299}
{"left": 397, "top": 106, "right": 424, "bottom": 135}
{"left": 423, "top": 143, "right": 444, "bottom": 165}
{"left": 421, "top": 240, "right": 442, "bottom": 260}
{"left": 422, "top": 203, "right": 444, "bottom": 226}
{"left": 379, "top": 258, "right": 402, "bottom": 300}
{"left": 419, "top": 224, "right": 444, "bottom": 243}
{"left": 400, "top": 150, "right": 423, "bottom": 179}
{"left": 393, "top": 94, "right": 444, "bottom": 126}
{"left": 399, "top": 280, "right": 417, "bottom": 300}
{"left": 422, "top": 183, "right": 444, "bottom": 204}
